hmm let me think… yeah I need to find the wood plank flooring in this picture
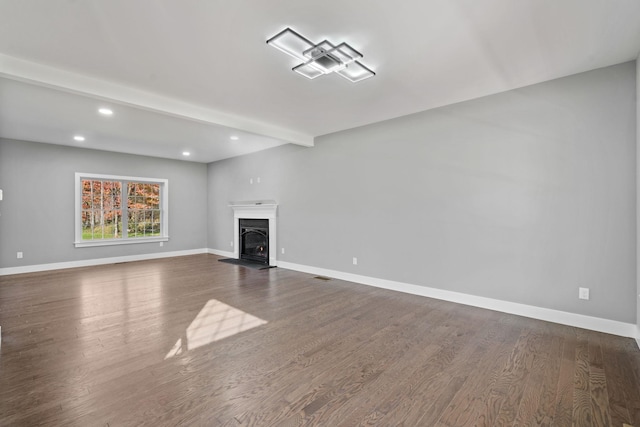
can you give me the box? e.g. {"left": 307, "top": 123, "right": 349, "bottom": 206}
{"left": 0, "top": 254, "right": 639, "bottom": 426}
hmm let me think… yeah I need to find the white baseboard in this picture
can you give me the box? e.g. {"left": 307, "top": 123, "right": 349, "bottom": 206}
{"left": 207, "top": 248, "right": 235, "bottom": 258}
{"left": 0, "top": 248, "right": 209, "bottom": 276}
{"left": 3, "top": 250, "right": 637, "bottom": 342}
{"left": 277, "top": 260, "right": 637, "bottom": 339}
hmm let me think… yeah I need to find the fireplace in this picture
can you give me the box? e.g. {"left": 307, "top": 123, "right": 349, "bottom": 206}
{"left": 230, "top": 201, "right": 278, "bottom": 267}
{"left": 239, "top": 218, "right": 269, "bottom": 264}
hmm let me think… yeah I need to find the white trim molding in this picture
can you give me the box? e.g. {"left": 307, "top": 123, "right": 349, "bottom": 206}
{"left": 277, "top": 260, "right": 637, "bottom": 339}
{"left": 207, "top": 248, "right": 235, "bottom": 258}
{"left": 0, "top": 248, "right": 207, "bottom": 276}
{"left": 230, "top": 201, "right": 278, "bottom": 267}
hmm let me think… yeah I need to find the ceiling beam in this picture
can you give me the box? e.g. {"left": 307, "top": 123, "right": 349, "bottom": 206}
{"left": 0, "top": 54, "right": 314, "bottom": 147}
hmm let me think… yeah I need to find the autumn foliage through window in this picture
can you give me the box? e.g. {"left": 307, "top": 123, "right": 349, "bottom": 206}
{"left": 81, "top": 179, "right": 162, "bottom": 241}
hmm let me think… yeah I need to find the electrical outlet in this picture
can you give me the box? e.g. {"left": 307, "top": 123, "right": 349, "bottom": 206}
{"left": 281, "top": 248, "right": 285, "bottom": 254}
{"left": 353, "top": 257, "right": 357, "bottom": 265}
{"left": 249, "top": 178, "right": 253, "bottom": 184}
{"left": 579, "top": 287, "right": 590, "bottom": 300}
{"left": 230, "top": 241, "right": 234, "bottom": 247}
{"left": 257, "top": 177, "right": 261, "bottom": 183}
{"left": 17, "top": 252, "right": 23, "bottom": 259}
{"left": 159, "top": 242, "right": 163, "bottom": 247}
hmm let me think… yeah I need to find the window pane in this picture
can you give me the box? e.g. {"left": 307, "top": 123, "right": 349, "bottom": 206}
{"left": 128, "top": 214, "right": 138, "bottom": 237}
{"left": 81, "top": 180, "right": 123, "bottom": 240}
{"left": 127, "top": 183, "right": 160, "bottom": 210}
{"left": 125, "top": 182, "right": 162, "bottom": 237}
{"left": 113, "top": 185, "right": 121, "bottom": 209}
{"left": 82, "top": 180, "right": 93, "bottom": 209}
{"left": 82, "top": 218, "right": 93, "bottom": 240}
{"left": 92, "top": 181, "right": 102, "bottom": 207}
{"left": 104, "top": 210, "right": 122, "bottom": 238}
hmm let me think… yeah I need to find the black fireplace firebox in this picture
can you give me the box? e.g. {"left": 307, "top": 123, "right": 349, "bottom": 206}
{"left": 239, "top": 218, "right": 269, "bottom": 264}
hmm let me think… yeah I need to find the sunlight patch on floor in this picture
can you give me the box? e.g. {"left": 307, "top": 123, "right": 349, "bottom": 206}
{"left": 165, "top": 299, "right": 267, "bottom": 359}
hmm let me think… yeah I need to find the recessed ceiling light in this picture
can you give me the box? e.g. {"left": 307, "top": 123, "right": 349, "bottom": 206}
{"left": 230, "top": 136, "right": 239, "bottom": 140}
{"left": 98, "top": 108, "right": 113, "bottom": 116}
{"left": 182, "top": 151, "right": 190, "bottom": 156}
{"left": 73, "top": 135, "right": 85, "bottom": 142}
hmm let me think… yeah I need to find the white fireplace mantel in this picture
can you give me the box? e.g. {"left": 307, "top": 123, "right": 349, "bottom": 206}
{"left": 230, "top": 201, "right": 278, "bottom": 266}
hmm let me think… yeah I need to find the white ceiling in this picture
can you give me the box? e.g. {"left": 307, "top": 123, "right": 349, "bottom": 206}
{"left": 1, "top": 0, "right": 639, "bottom": 163}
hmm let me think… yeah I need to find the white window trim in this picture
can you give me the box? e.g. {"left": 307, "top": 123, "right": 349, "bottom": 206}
{"left": 74, "top": 172, "right": 169, "bottom": 248}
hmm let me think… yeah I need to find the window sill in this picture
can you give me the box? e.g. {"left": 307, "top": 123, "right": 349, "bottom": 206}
{"left": 74, "top": 236, "right": 169, "bottom": 248}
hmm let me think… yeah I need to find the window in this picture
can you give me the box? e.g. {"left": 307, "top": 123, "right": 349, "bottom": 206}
{"left": 75, "top": 173, "right": 168, "bottom": 247}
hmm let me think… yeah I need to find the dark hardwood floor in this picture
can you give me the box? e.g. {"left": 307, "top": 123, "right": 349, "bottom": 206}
{"left": 1, "top": 254, "right": 639, "bottom": 426}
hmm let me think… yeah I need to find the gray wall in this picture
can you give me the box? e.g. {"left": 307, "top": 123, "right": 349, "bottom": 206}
{"left": 208, "top": 62, "right": 637, "bottom": 324}
{"left": 0, "top": 139, "right": 208, "bottom": 268}
{"left": 637, "top": 53, "right": 640, "bottom": 338}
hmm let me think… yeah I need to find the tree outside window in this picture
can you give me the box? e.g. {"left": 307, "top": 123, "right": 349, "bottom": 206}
{"left": 75, "top": 173, "right": 168, "bottom": 247}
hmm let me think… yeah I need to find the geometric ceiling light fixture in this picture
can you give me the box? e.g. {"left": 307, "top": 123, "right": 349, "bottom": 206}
{"left": 266, "top": 27, "right": 375, "bottom": 82}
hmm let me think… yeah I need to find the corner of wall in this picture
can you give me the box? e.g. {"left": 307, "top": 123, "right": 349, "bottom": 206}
{"left": 637, "top": 53, "right": 640, "bottom": 348}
